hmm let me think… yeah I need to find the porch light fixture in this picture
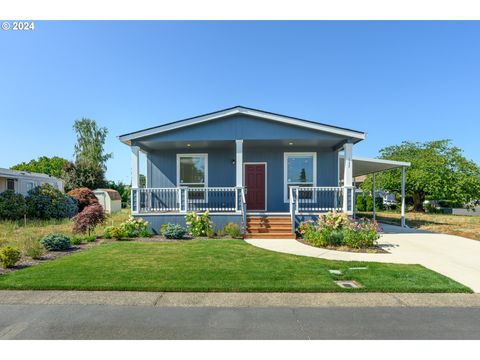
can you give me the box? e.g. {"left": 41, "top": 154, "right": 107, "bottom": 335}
{"left": 232, "top": 159, "right": 236, "bottom": 165}
{"left": 187, "top": 143, "right": 191, "bottom": 147}
{"left": 288, "top": 142, "right": 293, "bottom": 145}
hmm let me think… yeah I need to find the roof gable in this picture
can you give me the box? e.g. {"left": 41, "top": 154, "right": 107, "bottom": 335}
{"left": 119, "top": 106, "right": 366, "bottom": 145}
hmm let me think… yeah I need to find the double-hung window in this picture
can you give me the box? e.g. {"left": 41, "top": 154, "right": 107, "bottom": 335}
{"left": 177, "top": 154, "right": 208, "bottom": 201}
{"left": 284, "top": 152, "right": 316, "bottom": 202}
{"left": 6, "top": 178, "right": 15, "bottom": 191}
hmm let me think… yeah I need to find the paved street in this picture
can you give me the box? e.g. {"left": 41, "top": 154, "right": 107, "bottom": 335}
{"left": 1, "top": 304, "right": 480, "bottom": 339}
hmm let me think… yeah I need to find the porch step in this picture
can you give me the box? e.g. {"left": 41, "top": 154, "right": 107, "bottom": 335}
{"left": 244, "top": 232, "right": 296, "bottom": 239}
{"left": 245, "top": 216, "right": 295, "bottom": 239}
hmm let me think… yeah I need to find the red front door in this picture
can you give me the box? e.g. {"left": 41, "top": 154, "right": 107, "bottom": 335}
{"left": 245, "top": 164, "right": 266, "bottom": 211}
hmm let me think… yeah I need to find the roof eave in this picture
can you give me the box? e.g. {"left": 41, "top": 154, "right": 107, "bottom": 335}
{"left": 118, "top": 107, "right": 366, "bottom": 145}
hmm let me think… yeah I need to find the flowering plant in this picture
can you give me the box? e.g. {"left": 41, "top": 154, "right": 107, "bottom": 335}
{"left": 297, "top": 212, "right": 380, "bottom": 249}
{"left": 185, "top": 210, "right": 214, "bottom": 237}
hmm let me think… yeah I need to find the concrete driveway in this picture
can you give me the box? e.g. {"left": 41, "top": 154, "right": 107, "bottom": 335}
{"left": 246, "top": 224, "right": 480, "bottom": 293}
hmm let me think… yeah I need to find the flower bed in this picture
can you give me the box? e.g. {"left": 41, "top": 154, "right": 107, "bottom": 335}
{"left": 297, "top": 211, "right": 382, "bottom": 252}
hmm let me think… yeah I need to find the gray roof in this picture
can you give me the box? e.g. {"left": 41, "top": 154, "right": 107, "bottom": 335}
{"left": 0, "top": 167, "right": 63, "bottom": 181}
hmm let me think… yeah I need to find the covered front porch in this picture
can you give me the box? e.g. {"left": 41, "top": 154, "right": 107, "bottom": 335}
{"left": 129, "top": 137, "right": 356, "bottom": 214}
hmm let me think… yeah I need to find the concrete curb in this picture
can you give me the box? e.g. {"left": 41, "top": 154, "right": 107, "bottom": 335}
{"left": 1, "top": 291, "right": 480, "bottom": 308}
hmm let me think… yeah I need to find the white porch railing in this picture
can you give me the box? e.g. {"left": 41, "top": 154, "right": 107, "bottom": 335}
{"left": 291, "top": 186, "right": 354, "bottom": 214}
{"left": 131, "top": 187, "right": 245, "bottom": 214}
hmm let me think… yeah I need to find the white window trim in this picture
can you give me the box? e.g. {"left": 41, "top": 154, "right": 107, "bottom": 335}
{"left": 283, "top": 152, "right": 317, "bottom": 203}
{"left": 243, "top": 162, "right": 268, "bottom": 212}
{"left": 176, "top": 153, "right": 209, "bottom": 201}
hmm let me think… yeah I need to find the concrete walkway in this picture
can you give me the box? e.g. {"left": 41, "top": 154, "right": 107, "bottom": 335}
{"left": 246, "top": 223, "right": 480, "bottom": 293}
{"left": 1, "top": 290, "right": 480, "bottom": 307}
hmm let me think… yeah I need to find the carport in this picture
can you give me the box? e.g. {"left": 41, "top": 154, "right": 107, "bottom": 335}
{"left": 340, "top": 156, "right": 411, "bottom": 227}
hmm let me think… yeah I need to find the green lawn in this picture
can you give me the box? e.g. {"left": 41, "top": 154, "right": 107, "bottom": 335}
{"left": 0, "top": 240, "right": 470, "bottom": 293}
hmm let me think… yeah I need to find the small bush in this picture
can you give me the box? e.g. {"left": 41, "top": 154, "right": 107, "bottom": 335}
{"left": 218, "top": 222, "right": 241, "bottom": 238}
{"left": 120, "top": 216, "right": 150, "bottom": 238}
{"left": 67, "top": 187, "right": 99, "bottom": 212}
{"left": 26, "top": 184, "right": 77, "bottom": 220}
{"left": 72, "top": 203, "right": 106, "bottom": 235}
{"left": 356, "top": 194, "right": 367, "bottom": 212}
{"left": 185, "top": 211, "right": 213, "bottom": 237}
{"left": 0, "top": 246, "right": 21, "bottom": 268}
{"left": 83, "top": 234, "right": 97, "bottom": 242}
{"left": 0, "top": 190, "right": 26, "bottom": 220}
{"left": 71, "top": 235, "right": 83, "bottom": 245}
{"left": 23, "top": 238, "right": 45, "bottom": 259}
{"left": 40, "top": 233, "right": 71, "bottom": 251}
{"left": 162, "top": 223, "right": 186, "bottom": 239}
{"left": 365, "top": 196, "right": 385, "bottom": 212}
{"left": 104, "top": 225, "right": 127, "bottom": 240}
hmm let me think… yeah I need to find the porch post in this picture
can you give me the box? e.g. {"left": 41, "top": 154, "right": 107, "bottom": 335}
{"left": 343, "top": 142, "right": 353, "bottom": 214}
{"left": 131, "top": 145, "right": 140, "bottom": 188}
{"left": 373, "top": 173, "right": 376, "bottom": 221}
{"left": 235, "top": 140, "right": 243, "bottom": 187}
{"left": 401, "top": 166, "right": 406, "bottom": 227}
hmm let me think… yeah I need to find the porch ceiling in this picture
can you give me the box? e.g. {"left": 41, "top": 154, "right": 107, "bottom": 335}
{"left": 137, "top": 138, "right": 342, "bottom": 151}
{"left": 339, "top": 156, "right": 410, "bottom": 179}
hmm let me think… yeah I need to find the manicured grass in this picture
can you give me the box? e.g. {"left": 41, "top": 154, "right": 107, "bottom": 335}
{"left": 0, "top": 209, "right": 131, "bottom": 249}
{"left": 0, "top": 240, "right": 471, "bottom": 293}
{"left": 358, "top": 211, "right": 480, "bottom": 241}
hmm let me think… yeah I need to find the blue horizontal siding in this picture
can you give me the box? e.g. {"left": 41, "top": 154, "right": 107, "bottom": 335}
{"left": 147, "top": 144, "right": 339, "bottom": 212}
{"left": 133, "top": 214, "right": 242, "bottom": 235}
{"left": 141, "top": 115, "right": 345, "bottom": 142}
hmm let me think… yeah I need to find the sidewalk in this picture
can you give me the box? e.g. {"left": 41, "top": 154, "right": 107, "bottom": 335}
{"left": 1, "top": 290, "right": 480, "bottom": 307}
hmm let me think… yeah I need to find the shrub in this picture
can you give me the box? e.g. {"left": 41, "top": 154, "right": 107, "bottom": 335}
{"left": 72, "top": 203, "right": 106, "bottom": 235}
{"left": 365, "top": 196, "right": 385, "bottom": 212}
{"left": 71, "top": 235, "right": 83, "bottom": 245}
{"left": 0, "top": 246, "right": 21, "bottom": 268}
{"left": 23, "top": 238, "right": 45, "bottom": 259}
{"left": 83, "top": 234, "right": 97, "bottom": 242}
{"left": 26, "top": 184, "right": 77, "bottom": 220}
{"left": 162, "top": 223, "right": 186, "bottom": 239}
{"left": 0, "top": 190, "right": 26, "bottom": 220}
{"left": 67, "top": 187, "right": 98, "bottom": 212}
{"left": 218, "top": 222, "right": 241, "bottom": 238}
{"left": 120, "top": 216, "right": 150, "bottom": 238}
{"left": 109, "top": 226, "right": 127, "bottom": 240}
{"left": 185, "top": 211, "right": 213, "bottom": 237}
{"left": 356, "top": 194, "right": 367, "bottom": 212}
{"left": 40, "top": 233, "right": 71, "bottom": 251}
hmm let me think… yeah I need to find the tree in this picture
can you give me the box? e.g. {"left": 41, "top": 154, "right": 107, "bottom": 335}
{"left": 73, "top": 118, "right": 112, "bottom": 170}
{"left": 67, "top": 187, "right": 99, "bottom": 212}
{"left": 66, "top": 118, "right": 112, "bottom": 190}
{"left": 62, "top": 160, "right": 106, "bottom": 192}
{"left": 11, "top": 156, "right": 69, "bottom": 178}
{"left": 361, "top": 140, "right": 480, "bottom": 211}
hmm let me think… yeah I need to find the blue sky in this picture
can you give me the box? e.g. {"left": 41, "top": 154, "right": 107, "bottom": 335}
{"left": 1, "top": 21, "right": 479, "bottom": 183}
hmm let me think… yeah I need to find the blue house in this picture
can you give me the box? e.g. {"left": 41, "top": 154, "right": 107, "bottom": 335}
{"left": 119, "top": 106, "right": 409, "bottom": 238}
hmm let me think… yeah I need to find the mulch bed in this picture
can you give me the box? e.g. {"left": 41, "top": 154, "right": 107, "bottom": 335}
{"left": 0, "top": 240, "right": 101, "bottom": 275}
{"left": 296, "top": 238, "right": 389, "bottom": 254}
{"left": 114, "top": 235, "right": 240, "bottom": 242}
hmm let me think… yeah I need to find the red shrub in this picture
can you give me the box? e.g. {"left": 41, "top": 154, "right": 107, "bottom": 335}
{"left": 67, "top": 187, "right": 98, "bottom": 212}
{"left": 72, "top": 203, "right": 106, "bottom": 235}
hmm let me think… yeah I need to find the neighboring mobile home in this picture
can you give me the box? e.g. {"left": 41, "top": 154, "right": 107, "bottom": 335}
{"left": 119, "top": 106, "right": 409, "bottom": 237}
{"left": 0, "top": 167, "right": 64, "bottom": 196}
